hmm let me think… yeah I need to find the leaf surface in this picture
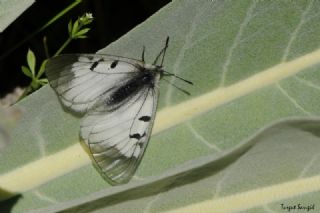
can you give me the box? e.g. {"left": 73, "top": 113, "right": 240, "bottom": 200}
{"left": 0, "top": 0, "right": 34, "bottom": 32}
{"left": 1, "top": 0, "right": 320, "bottom": 212}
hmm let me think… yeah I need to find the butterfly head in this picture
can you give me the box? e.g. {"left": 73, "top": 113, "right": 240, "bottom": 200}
{"left": 143, "top": 37, "right": 193, "bottom": 93}
{"left": 143, "top": 64, "right": 165, "bottom": 78}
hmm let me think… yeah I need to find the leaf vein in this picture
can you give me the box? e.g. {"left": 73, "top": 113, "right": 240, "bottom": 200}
{"left": 276, "top": 83, "right": 312, "bottom": 115}
{"left": 281, "top": 0, "right": 314, "bottom": 62}
{"left": 219, "top": 1, "right": 257, "bottom": 87}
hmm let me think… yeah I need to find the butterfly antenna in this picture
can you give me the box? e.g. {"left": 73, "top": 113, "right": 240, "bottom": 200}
{"left": 162, "top": 78, "right": 191, "bottom": 95}
{"left": 153, "top": 36, "right": 170, "bottom": 65}
{"left": 160, "top": 37, "right": 169, "bottom": 66}
{"left": 163, "top": 71, "right": 193, "bottom": 85}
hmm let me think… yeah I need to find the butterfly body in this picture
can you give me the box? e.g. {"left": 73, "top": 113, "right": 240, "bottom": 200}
{"left": 106, "top": 66, "right": 162, "bottom": 109}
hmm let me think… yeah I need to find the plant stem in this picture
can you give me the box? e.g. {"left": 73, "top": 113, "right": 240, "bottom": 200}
{"left": 43, "top": 37, "right": 50, "bottom": 59}
{"left": 0, "top": 0, "right": 82, "bottom": 61}
{"left": 54, "top": 37, "right": 72, "bottom": 56}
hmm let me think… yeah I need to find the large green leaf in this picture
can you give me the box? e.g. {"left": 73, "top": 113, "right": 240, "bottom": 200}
{"left": 31, "top": 118, "right": 320, "bottom": 212}
{"left": 1, "top": 0, "right": 320, "bottom": 212}
{"left": 0, "top": 0, "right": 34, "bottom": 32}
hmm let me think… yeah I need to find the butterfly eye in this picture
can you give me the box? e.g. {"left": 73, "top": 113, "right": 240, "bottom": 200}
{"left": 142, "top": 73, "right": 154, "bottom": 82}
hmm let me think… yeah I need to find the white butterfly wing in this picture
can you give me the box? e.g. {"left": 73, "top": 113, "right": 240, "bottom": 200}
{"left": 46, "top": 54, "right": 144, "bottom": 113}
{"left": 46, "top": 54, "right": 160, "bottom": 184}
{"left": 81, "top": 87, "right": 158, "bottom": 184}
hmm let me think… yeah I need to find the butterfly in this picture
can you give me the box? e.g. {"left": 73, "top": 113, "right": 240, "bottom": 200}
{"left": 45, "top": 37, "right": 192, "bottom": 184}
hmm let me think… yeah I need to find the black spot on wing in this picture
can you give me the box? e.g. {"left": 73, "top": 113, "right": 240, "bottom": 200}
{"left": 90, "top": 61, "right": 99, "bottom": 71}
{"left": 90, "top": 58, "right": 104, "bottom": 71}
{"left": 129, "top": 132, "right": 146, "bottom": 140}
{"left": 139, "top": 116, "right": 151, "bottom": 122}
{"left": 110, "top": 60, "right": 119, "bottom": 69}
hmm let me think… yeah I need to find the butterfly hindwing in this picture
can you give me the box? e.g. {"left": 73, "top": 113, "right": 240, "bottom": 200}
{"left": 81, "top": 87, "right": 158, "bottom": 184}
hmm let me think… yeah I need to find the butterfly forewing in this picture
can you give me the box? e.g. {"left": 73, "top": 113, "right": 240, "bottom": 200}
{"left": 46, "top": 54, "right": 160, "bottom": 184}
{"left": 46, "top": 54, "right": 145, "bottom": 113}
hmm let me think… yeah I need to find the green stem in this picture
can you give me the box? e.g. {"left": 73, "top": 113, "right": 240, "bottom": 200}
{"left": 54, "top": 37, "right": 72, "bottom": 56}
{"left": 0, "top": 0, "right": 82, "bottom": 60}
{"left": 43, "top": 37, "right": 50, "bottom": 59}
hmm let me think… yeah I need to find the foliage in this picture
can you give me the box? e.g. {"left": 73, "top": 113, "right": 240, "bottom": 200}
{"left": 1, "top": 0, "right": 320, "bottom": 212}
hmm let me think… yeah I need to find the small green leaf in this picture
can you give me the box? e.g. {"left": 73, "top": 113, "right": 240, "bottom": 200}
{"left": 21, "top": 66, "right": 33, "bottom": 78}
{"left": 71, "top": 20, "right": 79, "bottom": 37}
{"left": 74, "top": 28, "right": 90, "bottom": 37}
{"left": 26, "top": 49, "right": 36, "bottom": 75}
{"left": 38, "top": 78, "right": 48, "bottom": 85}
{"left": 75, "top": 35, "right": 87, "bottom": 39}
{"left": 36, "top": 60, "right": 48, "bottom": 79}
